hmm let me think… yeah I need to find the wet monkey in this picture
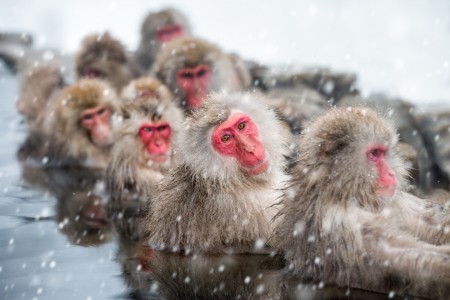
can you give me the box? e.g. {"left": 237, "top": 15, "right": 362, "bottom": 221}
{"left": 75, "top": 32, "right": 142, "bottom": 92}
{"left": 273, "top": 107, "right": 450, "bottom": 299}
{"left": 106, "top": 77, "right": 183, "bottom": 202}
{"left": 151, "top": 37, "right": 237, "bottom": 113}
{"left": 135, "top": 8, "right": 192, "bottom": 71}
{"left": 17, "top": 64, "right": 66, "bottom": 133}
{"left": 49, "top": 79, "right": 120, "bottom": 168}
{"left": 144, "top": 92, "right": 292, "bottom": 253}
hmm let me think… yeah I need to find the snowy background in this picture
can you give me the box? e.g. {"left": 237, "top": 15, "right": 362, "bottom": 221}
{"left": 1, "top": 0, "right": 450, "bottom": 105}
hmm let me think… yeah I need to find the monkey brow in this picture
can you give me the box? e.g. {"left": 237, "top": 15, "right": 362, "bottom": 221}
{"left": 151, "top": 114, "right": 162, "bottom": 122}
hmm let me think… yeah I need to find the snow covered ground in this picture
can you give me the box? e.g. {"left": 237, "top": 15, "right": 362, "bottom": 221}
{"left": 1, "top": 0, "right": 449, "bottom": 105}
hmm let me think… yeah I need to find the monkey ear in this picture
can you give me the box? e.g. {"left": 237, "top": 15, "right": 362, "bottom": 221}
{"left": 319, "top": 144, "right": 327, "bottom": 157}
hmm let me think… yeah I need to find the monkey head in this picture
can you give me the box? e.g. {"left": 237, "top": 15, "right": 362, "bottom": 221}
{"left": 75, "top": 32, "right": 141, "bottom": 91}
{"left": 119, "top": 77, "right": 182, "bottom": 167}
{"left": 141, "top": 8, "right": 191, "bottom": 45}
{"left": 179, "top": 92, "right": 291, "bottom": 183}
{"left": 135, "top": 8, "right": 192, "bottom": 71}
{"left": 106, "top": 77, "right": 183, "bottom": 200}
{"left": 152, "top": 37, "right": 236, "bottom": 112}
{"left": 54, "top": 79, "right": 120, "bottom": 149}
{"left": 17, "top": 64, "right": 65, "bottom": 124}
{"left": 299, "top": 107, "right": 407, "bottom": 204}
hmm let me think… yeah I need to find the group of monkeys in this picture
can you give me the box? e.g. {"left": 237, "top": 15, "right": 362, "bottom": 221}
{"left": 15, "top": 8, "right": 450, "bottom": 300}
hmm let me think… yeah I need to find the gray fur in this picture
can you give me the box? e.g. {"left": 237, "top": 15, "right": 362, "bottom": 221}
{"left": 273, "top": 107, "right": 450, "bottom": 299}
{"left": 144, "top": 91, "right": 292, "bottom": 253}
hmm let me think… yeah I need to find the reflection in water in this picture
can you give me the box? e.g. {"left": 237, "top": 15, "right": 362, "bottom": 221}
{"left": 110, "top": 193, "right": 425, "bottom": 300}
{"left": 18, "top": 136, "right": 113, "bottom": 246}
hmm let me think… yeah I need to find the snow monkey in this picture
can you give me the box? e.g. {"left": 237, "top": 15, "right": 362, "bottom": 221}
{"left": 273, "top": 107, "right": 450, "bottom": 299}
{"left": 49, "top": 79, "right": 120, "bottom": 168}
{"left": 17, "top": 64, "right": 66, "bottom": 133}
{"left": 75, "top": 32, "right": 142, "bottom": 92}
{"left": 106, "top": 77, "right": 183, "bottom": 203}
{"left": 135, "top": 8, "right": 192, "bottom": 71}
{"left": 144, "top": 92, "right": 292, "bottom": 254}
{"left": 151, "top": 37, "right": 238, "bottom": 113}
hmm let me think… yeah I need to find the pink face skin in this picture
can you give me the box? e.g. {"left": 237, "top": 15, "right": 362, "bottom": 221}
{"left": 156, "top": 24, "right": 184, "bottom": 43}
{"left": 211, "top": 113, "right": 269, "bottom": 175}
{"left": 366, "top": 145, "right": 398, "bottom": 196}
{"left": 80, "top": 106, "right": 111, "bottom": 145}
{"left": 139, "top": 122, "right": 172, "bottom": 163}
{"left": 176, "top": 64, "right": 212, "bottom": 110}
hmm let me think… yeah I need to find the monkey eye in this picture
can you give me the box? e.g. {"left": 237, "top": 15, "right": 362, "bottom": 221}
{"left": 371, "top": 149, "right": 380, "bottom": 156}
{"left": 197, "top": 69, "right": 207, "bottom": 77}
{"left": 157, "top": 125, "right": 167, "bottom": 131}
{"left": 182, "top": 72, "right": 193, "bottom": 79}
{"left": 97, "top": 108, "right": 106, "bottom": 115}
{"left": 238, "top": 122, "right": 245, "bottom": 130}
{"left": 142, "top": 127, "right": 153, "bottom": 132}
{"left": 82, "top": 113, "right": 93, "bottom": 120}
{"left": 222, "top": 135, "right": 231, "bottom": 142}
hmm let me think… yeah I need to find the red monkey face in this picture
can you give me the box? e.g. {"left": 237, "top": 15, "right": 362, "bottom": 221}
{"left": 366, "top": 145, "right": 398, "bottom": 196}
{"left": 211, "top": 113, "right": 269, "bottom": 175}
{"left": 156, "top": 24, "right": 184, "bottom": 43}
{"left": 80, "top": 105, "right": 112, "bottom": 145}
{"left": 139, "top": 122, "right": 172, "bottom": 163}
{"left": 176, "top": 65, "right": 212, "bottom": 110}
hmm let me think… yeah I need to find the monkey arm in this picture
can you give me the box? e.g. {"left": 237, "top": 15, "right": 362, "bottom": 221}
{"left": 397, "top": 192, "right": 450, "bottom": 245}
{"left": 362, "top": 224, "right": 450, "bottom": 299}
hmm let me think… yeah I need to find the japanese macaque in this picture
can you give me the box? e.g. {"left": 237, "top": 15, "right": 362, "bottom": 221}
{"left": 75, "top": 32, "right": 142, "bottom": 92}
{"left": 49, "top": 79, "right": 120, "bottom": 168}
{"left": 144, "top": 92, "right": 292, "bottom": 253}
{"left": 135, "top": 8, "right": 192, "bottom": 71}
{"left": 151, "top": 37, "right": 237, "bottom": 112}
{"left": 17, "top": 64, "right": 66, "bottom": 133}
{"left": 273, "top": 107, "right": 450, "bottom": 299}
{"left": 106, "top": 77, "right": 183, "bottom": 204}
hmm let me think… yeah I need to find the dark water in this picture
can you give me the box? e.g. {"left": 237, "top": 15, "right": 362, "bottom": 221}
{"left": 0, "top": 63, "right": 423, "bottom": 300}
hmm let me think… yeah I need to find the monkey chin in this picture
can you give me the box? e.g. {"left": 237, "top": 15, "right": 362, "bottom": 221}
{"left": 92, "top": 134, "right": 112, "bottom": 146}
{"left": 147, "top": 154, "right": 170, "bottom": 164}
{"left": 247, "top": 158, "right": 270, "bottom": 176}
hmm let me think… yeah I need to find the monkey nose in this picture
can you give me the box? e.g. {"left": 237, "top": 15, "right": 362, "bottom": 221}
{"left": 239, "top": 136, "right": 255, "bottom": 153}
{"left": 154, "top": 136, "right": 163, "bottom": 146}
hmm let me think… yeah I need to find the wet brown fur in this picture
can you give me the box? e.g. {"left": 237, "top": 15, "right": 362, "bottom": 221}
{"left": 49, "top": 79, "right": 120, "bottom": 168}
{"left": 75, "top": 32, "right": 142, "bottom": 92}
{"left": 273, "top": 107, "right": 450, "bottom": 299}
{"left": 18, "top": 64, "right": 66, "bottom": 133}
